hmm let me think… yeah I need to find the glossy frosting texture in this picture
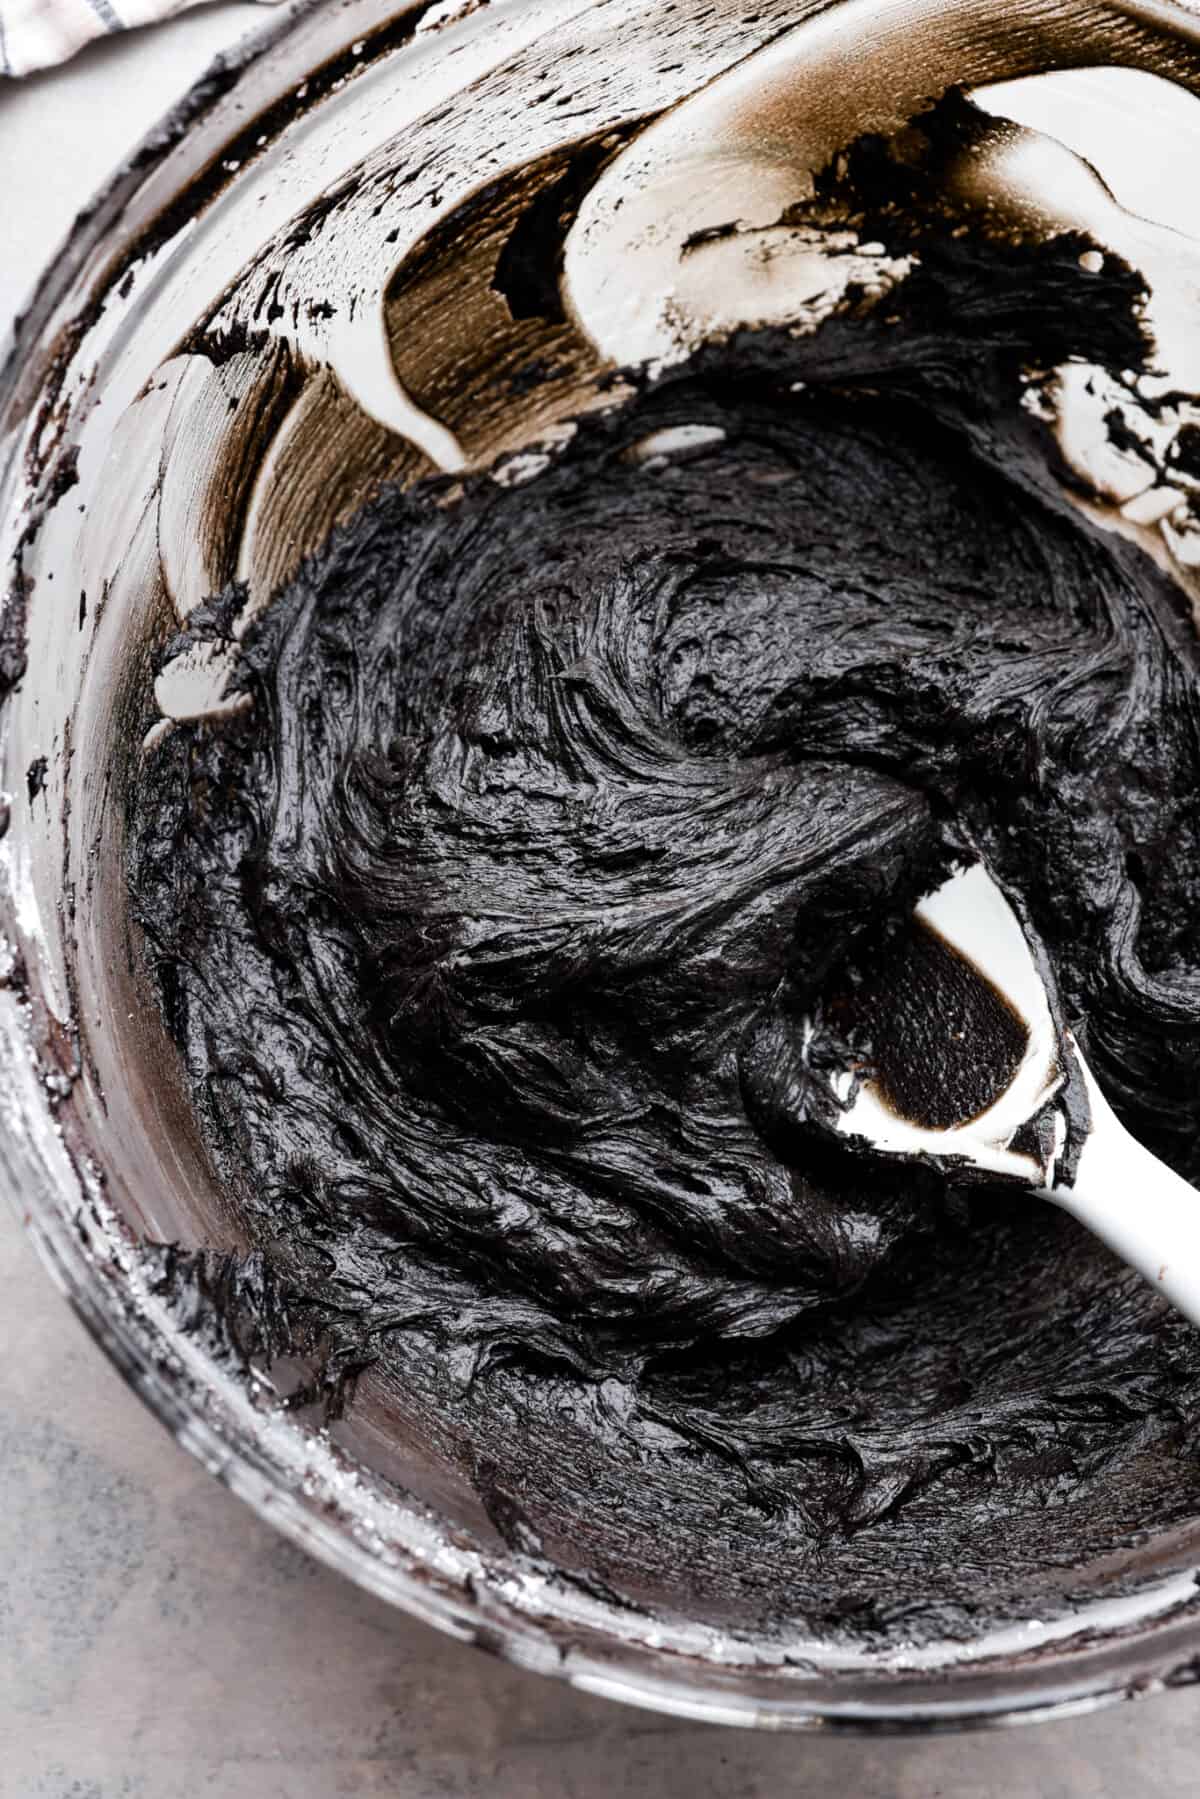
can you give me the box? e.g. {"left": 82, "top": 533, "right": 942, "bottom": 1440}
{"left": 126, "top": 197, "right": 1200, "bottom": 1635}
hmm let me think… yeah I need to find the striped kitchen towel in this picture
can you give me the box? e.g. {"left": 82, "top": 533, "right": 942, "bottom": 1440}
{"left": 0, "top": 0, "right": 282, "bottom": 79}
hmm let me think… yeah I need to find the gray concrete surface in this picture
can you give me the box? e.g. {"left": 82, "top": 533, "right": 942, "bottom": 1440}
{"left": 3, "top": 8, "right": 1200, "bottom": 1792}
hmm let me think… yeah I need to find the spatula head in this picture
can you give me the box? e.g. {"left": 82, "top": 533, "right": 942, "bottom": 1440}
{"left": 828, "top": 861, "right": 1086, "bottom": 1186}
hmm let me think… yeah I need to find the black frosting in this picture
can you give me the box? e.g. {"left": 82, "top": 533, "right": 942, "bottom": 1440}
{"left": 126, "top": 188, "right": 1200, "bottom": 1639}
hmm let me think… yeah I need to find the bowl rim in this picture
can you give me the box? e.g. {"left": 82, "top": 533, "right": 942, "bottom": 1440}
{"left": 5, "top": 0, "right": 1200, "bottom": 1732}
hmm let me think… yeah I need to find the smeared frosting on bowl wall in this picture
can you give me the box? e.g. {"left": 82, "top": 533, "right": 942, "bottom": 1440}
{"left": 7, "top": 0, "right": 1200, "bottom": 1675}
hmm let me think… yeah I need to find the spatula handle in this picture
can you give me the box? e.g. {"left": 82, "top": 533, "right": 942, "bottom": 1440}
{"left": 1049, "top": 1054, "right": 1200, "bottom": 1326}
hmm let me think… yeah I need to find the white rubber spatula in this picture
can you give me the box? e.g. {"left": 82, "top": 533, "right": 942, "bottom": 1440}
{"left": 830, "top": 861, "right": 1200, "bottom": 1324}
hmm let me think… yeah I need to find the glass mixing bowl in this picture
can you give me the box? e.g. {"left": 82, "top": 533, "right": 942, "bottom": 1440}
{"left": 5, "top": 0, "right": 1200, "bottom": 1730}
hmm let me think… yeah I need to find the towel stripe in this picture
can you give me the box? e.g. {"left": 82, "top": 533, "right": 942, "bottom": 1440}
{"left": 0, "top": 0, "right": 276, "bottom": 80}
{"left": 83, "top": 0, "right": 124, "bottom": 30}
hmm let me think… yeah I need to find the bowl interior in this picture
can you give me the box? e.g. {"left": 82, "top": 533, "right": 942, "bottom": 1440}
{"left": 6, "top": 0, "right": 1200, "bottom": 1726}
